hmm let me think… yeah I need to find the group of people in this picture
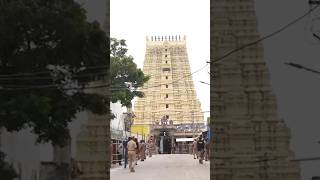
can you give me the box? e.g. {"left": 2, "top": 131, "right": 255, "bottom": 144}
{"left": 114, "top": 136, "right": 155, "bottom": 173}
{"left": 192, "top": 135, "right": 210, "bottom": 164}
{"left": 112, "top": 134, "right": 209, "bottom": 172}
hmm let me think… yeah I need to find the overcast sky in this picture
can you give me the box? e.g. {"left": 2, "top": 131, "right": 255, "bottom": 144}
{"left": 80, "top": 0, "right": 320, "bottom": 179}
{"left": 255, "top": 1, "right": 320, "bottom": 179}
{"left": 110, "top": 0, "right": 210, "bottom": 122}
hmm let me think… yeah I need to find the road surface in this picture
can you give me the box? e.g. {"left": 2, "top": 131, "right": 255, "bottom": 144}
{"left": 111, "top": 154, "right": 210, "bottom": 180}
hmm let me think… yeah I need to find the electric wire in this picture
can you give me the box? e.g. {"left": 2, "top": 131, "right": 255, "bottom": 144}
{"left": 285, "top": 62, "right": 320, "bottom": 75}
{"left": 0, "top": 65, "right": 108, "bottom": 78}
{"left": 209, "top": 4, "right": 320, "bottom": 64}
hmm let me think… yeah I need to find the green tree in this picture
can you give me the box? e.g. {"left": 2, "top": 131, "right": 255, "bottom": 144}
{"left": 0, "top": 0, "right": 109, "bottom": 146}
{"left": 110, "top": 38, "right": 149, "bottom": 107}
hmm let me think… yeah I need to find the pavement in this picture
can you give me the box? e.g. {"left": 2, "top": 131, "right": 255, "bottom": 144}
{"left": 110, "top": 154, "right": 210, "bottom": 180}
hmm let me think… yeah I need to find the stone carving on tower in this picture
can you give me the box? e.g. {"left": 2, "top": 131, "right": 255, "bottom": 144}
{"left": 211, "top": 0, "right": 300, "bottom": 180}
{"left": 133, "top": 36, "right": 204, "bottom": 129}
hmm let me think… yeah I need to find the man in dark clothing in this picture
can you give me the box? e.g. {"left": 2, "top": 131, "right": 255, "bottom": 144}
{"left": 116, "top": 141, "right": 124, "bottom": 166}
{"left": 122, "top": 138, "right": 128, "bottom": 168}
{"left": 197, "top": 135, "right": 205, "bottom": 164}
{"left": 204, "top": 138, "right": 210, "bottom": 161}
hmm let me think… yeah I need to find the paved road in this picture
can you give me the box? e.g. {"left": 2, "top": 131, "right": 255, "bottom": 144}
{"left": 111, "top": 154, "right": 210, "bottom": 180}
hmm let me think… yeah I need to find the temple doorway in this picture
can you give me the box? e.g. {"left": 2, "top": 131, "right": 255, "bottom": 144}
{"left": 158, "top": 131, "right": 172, "bottom": 154}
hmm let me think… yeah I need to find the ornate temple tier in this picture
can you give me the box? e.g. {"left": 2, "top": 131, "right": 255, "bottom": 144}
{"left": 133, "top": 36, "right": 204, "bottom": 129}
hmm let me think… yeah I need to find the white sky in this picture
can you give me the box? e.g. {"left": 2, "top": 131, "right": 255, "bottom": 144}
{"left": 110, "top": 0, "right": 210, "bottom": 122}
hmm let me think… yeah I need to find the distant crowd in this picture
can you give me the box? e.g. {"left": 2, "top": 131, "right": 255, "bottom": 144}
{"left": 111, "top": 134, "right": 210, "bottom": 173}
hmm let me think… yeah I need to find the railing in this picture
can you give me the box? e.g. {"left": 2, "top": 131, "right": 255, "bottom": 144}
{"left": 111, "top": 140, "right": 122, "bottom": 165}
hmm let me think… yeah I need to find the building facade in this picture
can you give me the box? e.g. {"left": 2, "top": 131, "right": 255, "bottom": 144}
{"left": 133, "top": 36, "right": 204, "bottom": 130}
{"left": 211, "top": 0, "right": 300, "bottom": 180}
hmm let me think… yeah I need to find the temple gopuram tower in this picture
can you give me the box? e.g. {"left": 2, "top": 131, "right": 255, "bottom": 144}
{"left": 211, "top": 0, "right": 300, "bottom": 180}
{"left": 133, "top": 36, "right": 204, "bottom": 132}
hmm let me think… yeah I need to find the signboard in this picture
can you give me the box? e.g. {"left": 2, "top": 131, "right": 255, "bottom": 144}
{"left": 176, "top": 138, "right": 194, "bottom": 142}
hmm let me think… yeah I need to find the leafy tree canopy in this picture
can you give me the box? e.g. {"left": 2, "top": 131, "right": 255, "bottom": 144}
{"left": 0, "top": 0, "right": 109, "bottom": 146}
{"left": 110, "top": 38, "right": 149, "bottom": 107}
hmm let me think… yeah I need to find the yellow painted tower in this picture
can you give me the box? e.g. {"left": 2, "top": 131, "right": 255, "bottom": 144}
{"left": 132, "top": 36, "right": 204, "bottom": 133}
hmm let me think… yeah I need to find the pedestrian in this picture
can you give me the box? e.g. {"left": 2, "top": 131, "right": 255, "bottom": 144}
{"left": 192, "top": 139, "right": 198, "bottom": 159}
{"left": 117, "top": 142, "right": 123, "bottom": 165}
{"left": 204, "top": 138, "right": 209, "bottom": 161}
{"left": 139, "top": 140, "right": 146, "bottom": 161}
{"left": 148, "top": 136, "right": 155, "bottom": 157}
{"left": 134, "top": 137, "right": 139, "bottom": 165}
{"left": 145, "top": 142, "right": 149, "bottom": 157}
{"left": 127, "top": 137, "right": 137, "bottom": 172}
{"left": 123, "top": 138, "right": 128, "bottom": 168}
{"left": 197, "top": 135, "right": 205, "bottom": 164}
{"left": 171, "top": 142, "right": 176, "bottom": 154}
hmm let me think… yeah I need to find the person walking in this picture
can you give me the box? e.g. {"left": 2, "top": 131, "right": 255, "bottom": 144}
{"left": 122, "top": 138, "right": 128, "bottom": 168}
{"left": 134, "top": 137, "right": 139, "bottom": 165}
{"left": 148, "top": 136, "right": 155, "bottom": 157}
{"left": 192, "top": 139, "right": 198, "bottom": 159}
{"left": 127, "top": 137, "right": 137, "bottom": 172}
{"left": 139, "top": 140, "right": 146, "bottom": 161}
{"left": 171, "top": 142, "right": 176, "bottom": 154}
{"left": 204, "top": 138, "right": 209, "bottom": 161}
{"left": 145, "top": 142, "right": 149, "bottom": 157}
{"left": 117, "top": 142, "right": 123, "bottom": 165}
{"left": 197, "top": 135, "right": 205, "bottom": 164}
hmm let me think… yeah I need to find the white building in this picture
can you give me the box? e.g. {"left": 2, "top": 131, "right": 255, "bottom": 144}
{"left": 110, "top": 102, "right": 126, "bottom": 136}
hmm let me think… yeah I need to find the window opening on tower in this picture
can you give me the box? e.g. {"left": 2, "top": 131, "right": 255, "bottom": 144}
{"left": 163, "top": 68, "right": 170, "bottom": 72}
